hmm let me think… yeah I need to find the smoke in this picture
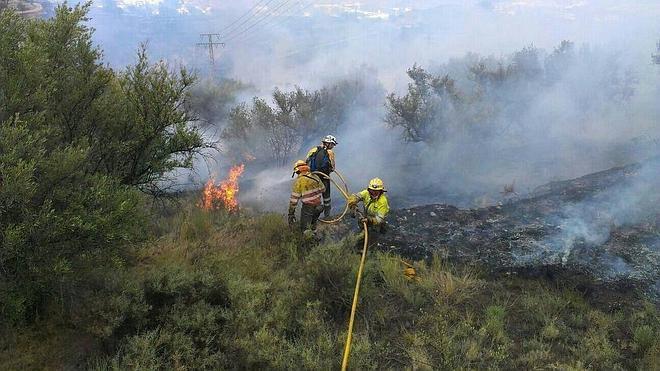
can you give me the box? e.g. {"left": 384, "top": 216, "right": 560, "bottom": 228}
{"left": 514, "top": 158, "right": 660, "bottom": 279}
{"left": 330, "top": 41, "right": 657, "bottom": 209}
{"left": 72, "top": 1, "right": 660, "bottom": 86}
{"left": 229, "top": 39, "right": 659, "bottom": 211}
{"left": 54, "top": 0, "right": 660, "bottom": 211}
{"left": 393, "top": 42, "right": 657, "bottom": 205}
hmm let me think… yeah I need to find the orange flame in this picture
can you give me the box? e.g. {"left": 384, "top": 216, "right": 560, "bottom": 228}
{"left": 200, "top": 164, "right": 245, "bottom": 211}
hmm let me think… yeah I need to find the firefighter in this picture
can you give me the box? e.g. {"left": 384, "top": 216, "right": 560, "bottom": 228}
{"left": 288, "top": 160, "right": 326, "bottom": 234}
{"left": 306, "top": 135, "right": 337, "bottom": 217}
{"left": 348, "top": 177, "right": 390, "bottom": 233}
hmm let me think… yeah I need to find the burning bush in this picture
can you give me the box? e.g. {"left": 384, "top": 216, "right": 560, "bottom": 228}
{"left": 199, "top": 164, "right": 245, "bottom": 212}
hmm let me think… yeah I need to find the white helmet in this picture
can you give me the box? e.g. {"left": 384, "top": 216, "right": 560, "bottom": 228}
{"left": 322, "top": 134, "right": 338, "bottom": 145}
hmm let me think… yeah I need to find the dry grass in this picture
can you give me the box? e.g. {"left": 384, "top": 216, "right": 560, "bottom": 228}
{"left": 4, "top": 206, "right": 658, "bottom": 370}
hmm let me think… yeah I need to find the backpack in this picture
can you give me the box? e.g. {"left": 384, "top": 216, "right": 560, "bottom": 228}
{"left": 307, "top": 146, "right": 331, "bottom": 173}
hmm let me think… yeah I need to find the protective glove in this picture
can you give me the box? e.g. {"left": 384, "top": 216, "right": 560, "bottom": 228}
{"left": 288, "top": 214, "right": 296, "bottom": 226}
{"left": 348, "top": 196, "right": 357, "bottom": 209}
{"left": 359, "top": 217, "right": 368, "bottom": 224}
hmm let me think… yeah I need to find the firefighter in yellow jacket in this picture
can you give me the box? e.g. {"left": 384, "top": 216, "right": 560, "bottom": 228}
{"left": 289, "top": 160, "right": 326, "bottom": 233}
{"left": 348, "top": 177, "right": 390, "bottom": 233}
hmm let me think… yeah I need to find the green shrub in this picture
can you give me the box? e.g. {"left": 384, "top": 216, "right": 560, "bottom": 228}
{"left": 4, "top": 202, "right": 659, "bottom": 369}
{"left": 633, "top": 325, "right": 654, "bottom": 352}
{"left": 0, "top": 2, "right": 209, "bottom": 326}
{"left": 0, "top": 118, "right": 146, "bottom": 325}
{"left": 580, "top": 329, "right": 621, "bottom": 369}
{"left": 301, "top": 242, "right": 358, "bottom": 322}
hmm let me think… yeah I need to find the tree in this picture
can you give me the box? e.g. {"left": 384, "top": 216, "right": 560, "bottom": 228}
{"left": 254, "top": 92, "right": 301, "bottom": 166}
{"left": 189, "top": 78, "right": 248, "bottom": 127}
{"left": 386, "top": 41, "right": 641, "bottom": 144}
{"left": 0, "top": 3, "right": 208, "bottom": 196}
{"left": 88, "top": 47, "right": 209, "bottom": 195}
{"left": 0, "top": 3, "right": 208, "bottom": 324}
{"left": 0, "top": 115, "right": 144, "bottom": 324}
{"left": 385, "top": 65, "right": 462, "bottom": 142}
{"left": 544, "top": 40, "right": 575, "bottom": 83}
{"left": 223, "top": 76, "right": 379, "bottom": 167}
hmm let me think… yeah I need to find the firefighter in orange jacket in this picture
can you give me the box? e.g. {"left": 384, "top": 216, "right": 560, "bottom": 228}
{"left": 289, "top": 160, "right": 326, "bottom": 233}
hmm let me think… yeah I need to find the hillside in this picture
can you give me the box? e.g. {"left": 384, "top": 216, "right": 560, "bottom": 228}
{"left": 1, "top": 4, "right": 658, "bottom": 369}
{"left": 371, "top": 157, "right": 660, "bottom": 304}
{"left": 2, "top": 163, "right": 659, "bottom": 369}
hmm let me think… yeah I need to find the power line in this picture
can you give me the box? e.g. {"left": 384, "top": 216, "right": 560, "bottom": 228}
{"left": 218, "top": 0, "right": 277, "bottom": 39}
{"left": 219, "top": 0, "right": 281, "bottom": 41}
{"left": 227, "top": 0, "right": 304, "bottom": 44}
{"left": 221, "top": 0, "right": 296, "bottom": 44}
{"left": 234, "top": 0, "right": 316, "bottom": 45}
{"left": 195, "top": 0, "right": 283, "bottom": 67}
{"left": 217, "top": 0, "right": 269, "bottom": 36}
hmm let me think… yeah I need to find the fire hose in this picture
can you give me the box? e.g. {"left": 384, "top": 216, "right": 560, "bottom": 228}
{"left": 311, "top": 170, "right": 368, "bottom": 371}
{"left": 313, "top": 170, "right": 352, "bottom": 224}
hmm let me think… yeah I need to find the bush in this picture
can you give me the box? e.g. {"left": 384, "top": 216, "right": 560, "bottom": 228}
{"left": 3, "top": 201, "right": 658, "bottom": 369}
{"left": 0, "top": 117, "right": 146, "bottom": 324}
{"left": 0, "top": 3, "right": 207, "bottom": 326}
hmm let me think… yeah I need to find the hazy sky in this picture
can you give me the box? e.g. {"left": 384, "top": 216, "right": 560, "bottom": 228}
{"left": 76, "top": 0, "right": 660, "bottom": 90}
{"left": 54, "top": 0, "right": 660, "bottom": 208}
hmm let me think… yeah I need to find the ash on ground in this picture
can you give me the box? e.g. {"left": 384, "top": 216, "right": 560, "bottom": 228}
{"left": 324, "top": 157, "right": 660, "bottom": 304}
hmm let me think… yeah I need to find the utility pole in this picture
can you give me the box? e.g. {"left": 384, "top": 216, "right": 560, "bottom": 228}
{"left": 653, "top": 41, "right": 660, "bottom": 65}
{"left": 197, "top": 33, "right": 225, "bottom": 66}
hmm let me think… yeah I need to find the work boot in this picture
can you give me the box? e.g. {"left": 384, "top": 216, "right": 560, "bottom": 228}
{"left": 323, "top": 205, "right": 331, "bottom": 217}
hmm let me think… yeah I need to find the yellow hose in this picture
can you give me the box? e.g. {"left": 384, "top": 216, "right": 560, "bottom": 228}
{"left": 308, "top": 169, "right": 369, "bottom": 370}
{"left": 341, "top": 219, "right": 368, "bottom": 371}
{"left": 334, "top": 169, "right": 351, "bottom": 197}
{"left": 312, "top": 170, "right": 351, "bottom": 200}
{"left": 312, "top": 171, "right": 351, "bottom": 224}
{"left": 306, "top": 171, "right": 369, "bottom": 371}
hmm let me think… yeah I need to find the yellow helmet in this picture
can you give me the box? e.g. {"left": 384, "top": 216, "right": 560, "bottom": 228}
{"left": 292, "top": 160, "right": 309, "bottom": 177}
{"left": 368, "top": 177, "right": 385, "bottom": 191}
{"left": 293, "top": 160, "right": 307, "bottom": 172}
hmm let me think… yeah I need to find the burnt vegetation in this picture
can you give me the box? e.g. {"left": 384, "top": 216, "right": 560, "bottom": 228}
{"left": 1, "top": 4, "right": 659, "bottom": 370}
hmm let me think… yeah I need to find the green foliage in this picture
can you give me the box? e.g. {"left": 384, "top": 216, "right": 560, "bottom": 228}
{"left": 0, "top": 116, "right": 145, "bottom": 324}
{"left": 0, "top": 3, "right": 207, "bottom": 326}
{"left": 386, "top": 41, "right": 638, "bottom": 143}
{"left": 0, "top": 5, "right": 208, "bottom": 196}
{"left": 2, "top": 207, "right": 658, "bottom": 369}
{"left": 385, "top": 64, "right": 462, "bottom": 143}
{"left": 188, "top": 78, "right": 249, "bottom": 126}
{"left": 223, "top": 72, "right": 384, "bottom": 166}
{"left": 90, "top": 46, "right": 205, "bottom": 194}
